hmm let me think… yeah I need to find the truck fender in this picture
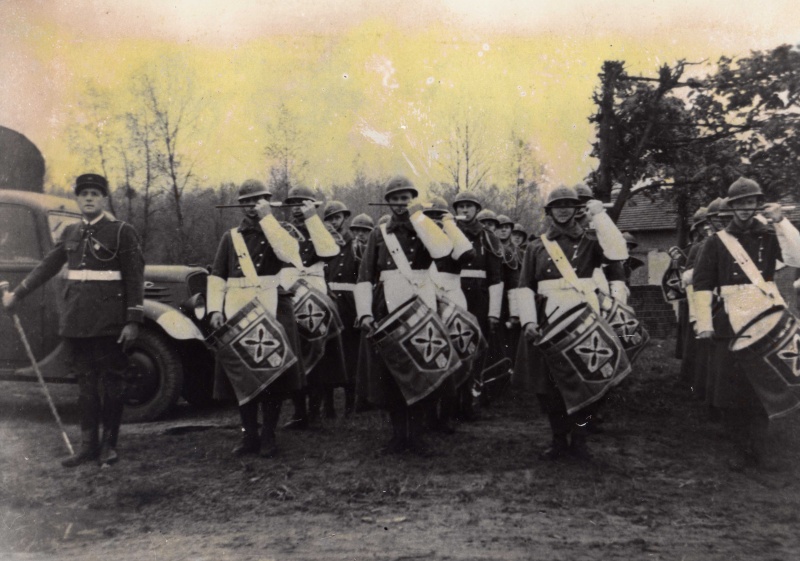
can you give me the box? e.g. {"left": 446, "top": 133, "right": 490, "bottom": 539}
{"left": 144, "top": 299, "right": 203, "bottom": 341}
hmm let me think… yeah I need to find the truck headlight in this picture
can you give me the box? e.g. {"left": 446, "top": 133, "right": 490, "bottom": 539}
{"left": 182, "top": 293, "right": 206, "bottom": 321}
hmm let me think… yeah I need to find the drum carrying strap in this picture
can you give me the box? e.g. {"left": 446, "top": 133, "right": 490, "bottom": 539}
{"left": 230, "top": 228, "right": 261, "bottom": 285}
{"left": 716, "top": 231, "right": 781, "bottom": 300}
{"left": 540, "top": 234, "right": 599, "bottom": 311}
{"left": 380, "top": 224, "right": 418, "bottom": 286}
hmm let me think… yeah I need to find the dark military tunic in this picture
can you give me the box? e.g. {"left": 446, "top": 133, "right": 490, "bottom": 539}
{"left": 456, "top": 220, "right": 504, "bottom": 331}
{"left": 209, "top": 215, "right": 304, "bottom": 398}
{"left": 324, "top": 230, "right": 360, "bottom": 385}
{"left": 694, "top": 220, "right": 784, "bottom": 410}
{"left": 16, "top": 215, "right": 144, "bottom": 337}
{"left": 356, "top": 213, "right": 439, "bottom": 408}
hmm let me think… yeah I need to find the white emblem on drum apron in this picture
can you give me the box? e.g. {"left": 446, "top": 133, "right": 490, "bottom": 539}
{"left": 450, "top": 316, "right": 476, "bottom": 355}
{"left": 232, "top": 318, "right": 287, "bottom": 369}
{"left": 239, "top": 323, "right": 282, "bottom": 366}
{"left": 295, "top": 297, "right": 328, "bottom": 336}
{"left": 608, "top": 308, "right": 642, "bottom": 345}
{"left": 574, "top": 331, "right": 615, "bottom": 376}
{"left": 408, "top": 319, "right": 451, "bottom": 368}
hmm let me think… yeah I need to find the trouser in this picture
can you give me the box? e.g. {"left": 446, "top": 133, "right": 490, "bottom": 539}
{"left": 239, "top": 390, "right": 284, "bottom": 438}
{"left": 538, "top": 391, "right": 599, "bottom": 439}
{"left": 68, "top": 336, "right": 130, "bottom": 447}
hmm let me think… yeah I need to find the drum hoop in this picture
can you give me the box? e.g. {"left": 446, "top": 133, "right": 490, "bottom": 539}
{"left": 538, "top": 303, "right": 591, "bottom": 345}
{"left": 373, "top": 295, "right": 424, "bottom": 336}
{"left": 730, "top": 305, "right": 790, "bottom": 352}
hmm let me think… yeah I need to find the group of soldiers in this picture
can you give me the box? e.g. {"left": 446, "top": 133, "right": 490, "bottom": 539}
{"left": 204, "top": 176, "right": 648, "bottom": 461}
{"left": 7, "top": 171, "right": 799, "bottom": 471}
{"left": 672, "top": 178, "right": 800, "bottom": 471}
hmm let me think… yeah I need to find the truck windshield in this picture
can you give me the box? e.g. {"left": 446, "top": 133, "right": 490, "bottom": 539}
{"left": 47, "top": 211, "right": 82, "bottom": 243}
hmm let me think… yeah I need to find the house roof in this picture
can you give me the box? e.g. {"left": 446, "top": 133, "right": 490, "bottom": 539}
{"left": 615, "top": 190, "right": 679, "bottom": 232}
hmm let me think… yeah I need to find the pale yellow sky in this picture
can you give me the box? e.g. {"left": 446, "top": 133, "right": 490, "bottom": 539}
{"left": 2, "top": 1, "right": 799, "bottom": 191}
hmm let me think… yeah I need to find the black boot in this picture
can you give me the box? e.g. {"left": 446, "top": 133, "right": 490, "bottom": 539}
{"left": 323, "top": 388, "right": 336, "bottom": 419}
{"left": 233, "top": 401, "right": 260, "bottom": 456}
{"left": 259, "top": 397, "right": 281, "bottom": 459}
{"left": 62, "top": 429, "right": 100, "bottom": 468}
{"left": 381, "top": 410, "right": 409, "bottom": 455}
{"left": 284, "top": 392, "right": 310, "bottom": 430}
{"left": 98, "top": 433, "right": 119, "bottom": 466}
{"left": 99, "top": 393, "right": 124, "bottom": 466}
{"left": 540, "top": 433, "right": 569, "bottom": 461}
{"left": 344, "top": 385, "right": 355, "bottom": 417}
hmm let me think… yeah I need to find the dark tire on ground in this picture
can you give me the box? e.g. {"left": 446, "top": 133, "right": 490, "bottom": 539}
{"left": 122, "top": 327, "right": 184, "bottom": 422}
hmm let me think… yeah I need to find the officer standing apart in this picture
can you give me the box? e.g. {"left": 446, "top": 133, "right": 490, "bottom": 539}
{"left": 3, "top": 174, "right": 144, "bottom": 467}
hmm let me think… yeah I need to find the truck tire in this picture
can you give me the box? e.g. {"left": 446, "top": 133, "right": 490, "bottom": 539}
{"left": 122, "top": 327, "right": 184, "bottom": 422}
{"left": 180, "top": 348, "right": 216, "bottom": 407}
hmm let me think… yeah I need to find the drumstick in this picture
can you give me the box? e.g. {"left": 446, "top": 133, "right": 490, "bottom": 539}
{"left": 215, "top": 202, "right": 323, "bottom": 209}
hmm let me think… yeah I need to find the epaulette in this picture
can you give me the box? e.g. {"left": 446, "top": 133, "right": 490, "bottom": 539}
{"left": 281, "top": 221, "right": 307, "bottom": 242}
{"left": 481, "top": 229, "right": 506, "bottom": 258}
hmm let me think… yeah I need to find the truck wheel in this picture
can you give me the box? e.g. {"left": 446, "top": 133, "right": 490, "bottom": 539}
{"left": 123, "top": 328, "right": 184, "bottom": 422}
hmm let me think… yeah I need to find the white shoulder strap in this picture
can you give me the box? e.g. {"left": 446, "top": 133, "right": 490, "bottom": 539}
{"left": 540, "top": 234, "right": 593, "bottom": 299}
{"left": 230, "top": 228, "right": 260, "bottom": 283}
{"left": 716, "top": 230, "right": 778, "bottom": 298}
{"left": 380, "top": 224, "right": 417, "bottom": 284}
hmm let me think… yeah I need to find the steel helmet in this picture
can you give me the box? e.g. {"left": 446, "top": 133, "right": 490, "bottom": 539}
{"left": 237, "top": 179, "right": 272, "bottom": 201}
{"left": 690, "top": 207, "right": 708, "bottom": 230}
{"left": 496, "top": 214, "right": 514, "bottom": 228}
{"left": 349, "top": 213, "right": 374, "bottom": 231}
{"left": 706, "top": 197, "right": 724, "bottom": 217}
{"left": 476, "top": 209, "right": 499, "bottom": 225}
{"left": 718, "top": 198, "right": 733, "bottom": 216}
{"left": 384, "top": 176, "right": 419, "bottom": 200}
{"left": 512, "top": 223, "right": 527, "bottom": 236}
{"left": 545, "top": 185, "right": 579, "bottom": 208}
{"left": 574, "top": 182, "right": 594, "bottom": 201}
{"left": 284, "top": 185, "right": 317, "bottom": 203}
{"left": 622, "top": 232, "right": 638, "bottom": 249}
{"left": 727, "top": 177, "right": 764, "bottom": 203}
{"left": 452, "top": 191, "right": 483, "bottom": 211}
{"left": 423, "top": 196, "right": 449, "bottom": 217}
{"left": 323, "top": 200, "right": 351, "bottom": 220}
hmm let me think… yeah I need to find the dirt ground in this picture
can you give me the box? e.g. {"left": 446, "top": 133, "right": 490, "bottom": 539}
{"left": 1, "top": 338, "right": 799, "bottom": 561}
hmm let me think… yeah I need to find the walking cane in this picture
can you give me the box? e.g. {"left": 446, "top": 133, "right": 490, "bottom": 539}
{"left": 0, "top": 281, "right": 74, "bottom": 455}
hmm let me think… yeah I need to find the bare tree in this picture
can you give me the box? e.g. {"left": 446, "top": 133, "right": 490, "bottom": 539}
{"left": 138, "top": 71, "right": 204, "bottom": 259}
{"left": 439, "top": 112, "right": 491, "bottom": 193}
{"left": 264, "top": 103, "right": 309, "bottom": 200}
{"left": 67, "top": 82, "right": 120, "bottom": 215}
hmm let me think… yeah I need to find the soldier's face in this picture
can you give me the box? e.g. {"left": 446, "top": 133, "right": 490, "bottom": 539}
{"left": 76, "top": 188, "right": 106, "bottom": 219}
{"left": 496, "top": 224, "right": 512, "bottom": 240}
{"left": 730, "top": 196, "right": 759, "bottom": 224}
{"left": 511, "top": 232, "right": 525, "bottom": 246}
{"left": 325, "top": 213, "right": 345, "bottom": 231}
{"left": 388, "top": 191, "right": 413, "bottom": 215}
{"left": 550, "top": 202, "right": 576, "bottom": 225}
{"left": 480, "top": 220, "right": 498, "bottom": 232}
{"left": 454, "top": 202, "right": 478, "bottom": 222}
{"left": 351, "top": 228, "right": 370, "bottom": 243}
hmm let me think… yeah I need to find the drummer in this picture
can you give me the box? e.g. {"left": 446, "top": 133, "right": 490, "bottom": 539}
{"left": 452, "top": 192, "right": 505, "bottom": 420}
{"left": 477, "top": 209, "right": 500, "bottom": 233}
{"left": 496, "top": 215, "right": 523, "bottom": 366}
{"left": 694, "top": 178, "right": 800, "bottom": 471}
{"left": 321, "top": 201, "right": 362, "bottom": 418}
{"left": 207, "top": 179, "right": 305, "bottom": 458}
{"left": 279, "top": 187, "right": 346, "bottom": 430}
{"left": 514, "top": 185, "right": 629, "bottom": 461}
{"left": 355, "top": 176, "right": 453, "bottom": 454}
{"left": 424, "top": 197, "right": 476, "bottom": 432}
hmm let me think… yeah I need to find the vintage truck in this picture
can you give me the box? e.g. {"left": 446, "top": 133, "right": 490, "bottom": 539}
{"left": 0, "top": 189, "right": 216, "bottom": 421}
